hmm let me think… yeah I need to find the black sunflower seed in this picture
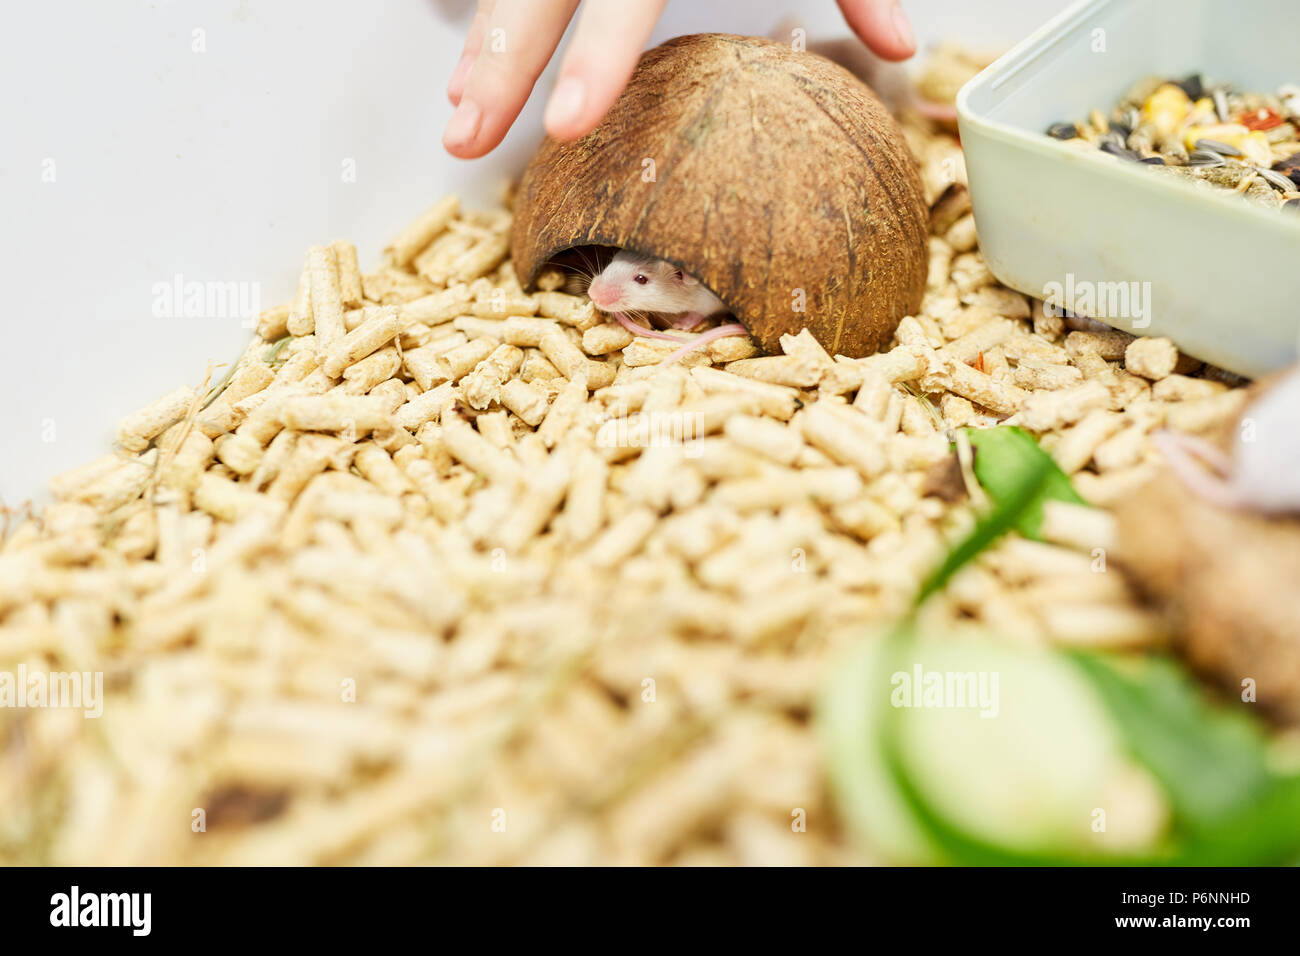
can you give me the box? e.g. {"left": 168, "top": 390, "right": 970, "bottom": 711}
{"left": 1195, "top": 138, "right": 1244, "bottom": 157}
{"left": 1256, "top": 168, "right": 1295, "bottom": 192}
{"left": 1047, "top": 122, "right": 1079, "bottom": 140}
{"left": 1177, "top": 73, "right": 1205, "bottom": 101}
{"left": 1099, "top": 139, "right": 1141, "bottom": 161}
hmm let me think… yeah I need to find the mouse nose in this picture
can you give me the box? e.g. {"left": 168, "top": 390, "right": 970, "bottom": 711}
{"left": 588, "top": 280, "right": 617, "bottom": 308}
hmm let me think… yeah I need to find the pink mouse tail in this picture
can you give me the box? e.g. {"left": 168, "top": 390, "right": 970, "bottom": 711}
{"left": 660, "top": 323, "right": 749, "bottom": 367}
{"left": 669, "top": 312, "right": 705, "bottom": 331}
{"left": 1150, "top": 429, "right": 1242, "bottom": 510}
{"left": 611, "top": 311, "right": 683, "bottom": 343}
{"left": 609, "top": 312, "right": 749, "bottom": 366}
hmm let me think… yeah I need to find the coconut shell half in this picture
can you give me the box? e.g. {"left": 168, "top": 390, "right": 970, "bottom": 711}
{"left": 510, "top": 33, "right": 929, "bottom": 358}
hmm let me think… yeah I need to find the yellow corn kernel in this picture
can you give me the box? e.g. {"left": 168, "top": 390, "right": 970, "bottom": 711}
{"left": 1182, "top": 122, "right": 1249, "bottom": 151}
{"left": 1141, "top": 83, "right": 1191, "bottom": 138}
{"left": 1239, "top": 131, "right": 1273, "bottom": 166}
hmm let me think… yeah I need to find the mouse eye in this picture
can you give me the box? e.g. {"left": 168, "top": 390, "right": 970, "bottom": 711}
{"left": 633, "top": 274, "right": 648, "bottom": 285}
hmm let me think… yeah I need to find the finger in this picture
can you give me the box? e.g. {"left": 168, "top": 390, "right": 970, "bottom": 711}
{"left": 447, "top": 0, "right": 496, "bottom": 106}
{"left": 444, "top": 0, "right": 579, "bottom": 158}
{"left": 836, "top": 0, "right": 916, "bottom": 62}
{"left": 543, "top": 0, "right": 667, "bottom": 142}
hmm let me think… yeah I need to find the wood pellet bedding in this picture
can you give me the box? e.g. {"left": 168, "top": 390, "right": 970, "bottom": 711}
{"left": 0, "top": 108, "right": 1251, "bottom": 866}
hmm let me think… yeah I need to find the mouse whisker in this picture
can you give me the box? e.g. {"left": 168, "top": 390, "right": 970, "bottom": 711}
{"left": 625, "top": 309, "right": 660, "bottom": 330}
{"left": 568, "top": 273, "right": 593, "bottom": 297}
{"left": 567, "top": 247, "right": 603, "bottom": 283}
{"left": 576, "top": 247, "right": 602, "bottom": 277}
{"left": 559, "top": 260, "right": 595, "bottom": 282}
{"left": 554, "top": 260, "right": 597, "bottom": 297}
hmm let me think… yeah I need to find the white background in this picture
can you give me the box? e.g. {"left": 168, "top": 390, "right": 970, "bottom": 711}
{"left": 0, "top": 0, "right": 1069, "bottom": 504}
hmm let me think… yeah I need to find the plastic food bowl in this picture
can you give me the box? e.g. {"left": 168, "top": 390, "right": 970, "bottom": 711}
{"left": 956, "top": 0, "right": 1300, "bottom": 378}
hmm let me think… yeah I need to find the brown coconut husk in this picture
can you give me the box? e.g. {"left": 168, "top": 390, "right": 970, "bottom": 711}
{"left": 510, "top": 33, "right": 929, "bottom": 358}
{"left": 1112, "top": 374, "right": 1300, "bottom": 724}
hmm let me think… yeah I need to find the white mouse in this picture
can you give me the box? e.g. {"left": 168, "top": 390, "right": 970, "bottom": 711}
{"left": 586, "top": 250, "right": 728, "bottom": 322}
{"left": 1154, "top": 365, "right": 1300, "bottom": 514}
{"left": 585, "top": 250, "right": 746, "bottom": 365}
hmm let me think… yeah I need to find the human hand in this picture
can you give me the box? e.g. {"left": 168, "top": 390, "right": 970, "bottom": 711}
{"left": 443, "top": 0, "right": 916, "bottom": 158}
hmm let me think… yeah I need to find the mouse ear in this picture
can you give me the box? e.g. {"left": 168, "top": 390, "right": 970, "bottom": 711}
{"left": 677, "top": 270, "right": 698, "bottom": 286}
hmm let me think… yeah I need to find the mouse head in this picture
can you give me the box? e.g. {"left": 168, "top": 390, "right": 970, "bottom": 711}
{"left": 587, "top": 250, "right": 701, "bottom": 314}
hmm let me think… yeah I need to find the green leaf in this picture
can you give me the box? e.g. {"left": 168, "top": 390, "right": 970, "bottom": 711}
{"left": 1067, "top": 652, "right": 1300, "bottom": 865}
{"left": 1171, "top": 774, "right": 1300, "bottom": 866}
{"left": 912, "top": 427, "right": 1083, "bottom": 609}
{"left": 912, "top": 437, "right": 1055, "bottom": 608}
{"left": 1070, "top": 654, "right": 1271, "bottom": 828}
{"left": 966, "top": 426, "right": 1087, "bottom": 540}
{"left": 1070, "top": 652, "right": 1300, "bottom": 865}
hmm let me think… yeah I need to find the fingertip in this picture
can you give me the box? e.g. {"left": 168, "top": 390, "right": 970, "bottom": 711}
{"left": 840, "top": 0, "right": 917, "bottom": 63}
{"left": 442, "top": 139, "right": 483, "bottom": 159}
{"left": 883, "top": 2, "right": 915, "bottom": 59}
{"left": 881, "top": 3, "right": 917, "bottom": 61}
{"left": 542, "top": 76, "right": 593, "bottom": 141}
{"left": 547, "top": 0, "right": 665, "bottom": 140}
{"left": 442, "top": 98, "right": 486, "bottom": 157}
{"left": 870, "top": 40, "right": 916, "bottom": 64}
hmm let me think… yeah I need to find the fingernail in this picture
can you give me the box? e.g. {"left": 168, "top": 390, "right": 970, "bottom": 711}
{"left": 444, "top": 98, "right": 482, "bottom": 150}
{"left": 544, "top": 77, "right": 585, "bottom": 133}
{"left": 892, "top": 3, "right": 915, "bottom": 52}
